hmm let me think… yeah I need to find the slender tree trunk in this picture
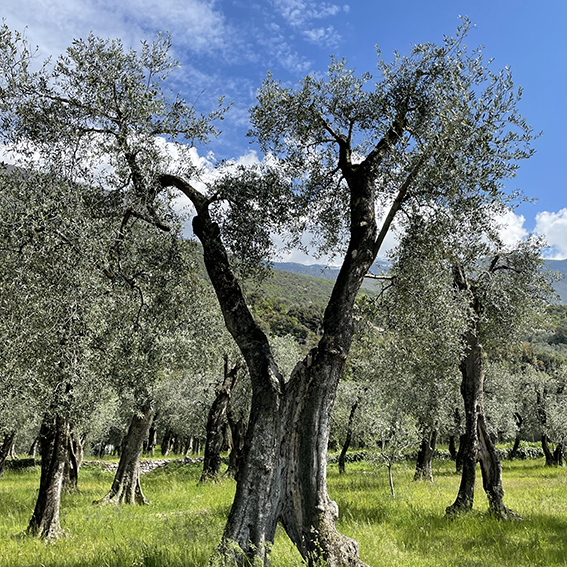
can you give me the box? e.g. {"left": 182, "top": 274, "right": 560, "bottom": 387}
{"left": 509, "top": 413, "right": 523, "bottom": 459}
{"left": 388, "top": 464, "right": 395, "bottom": 499}
{"left": 414, "top": 428, "right": 437, "bottom": 482}
{"left": 28, "top": 436, "right": 39, "bottom": 459}
{"left": 541, "top": 433, "right": 554, "bottom": 467}
{"left": 161, "top": 430, "right": 173, "bottom": 456}
{"left": 144, "top": 413, "right": 158, "bottom": 456}
{"left": 201, "top": 356, "right": 240, "bottom": 482}
{"left": 448, "top": 435, "right": 457, "bottom": 461}
{"left": 0, "top": 431, "right": 16, "bottom": 477}
{"left": 98, "top": 406, "right": 153, "bottom": 505}
{"left": 455, "top": 433, "right": 466, "bottom": 473}
{"left": 339, "top": 400, "right": 359, "bottom": 475}
{"left": 192, "top": 437, "right": 201, "bottom": 455}
{"left": 27, "top": 414, "right": 69, "bottom": 540}
{"left": 226, "top": 411, "right": 246, "bottom": 479}
{"left": 554, "top": 443, "right": 564, "bottom": 466}
{"left": 447, "top": 328, "right": 516, "bottom": 519}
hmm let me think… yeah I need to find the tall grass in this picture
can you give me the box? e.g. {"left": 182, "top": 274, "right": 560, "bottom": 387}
{"left": 1, "top": 458, "right": 567, "bottom": 566}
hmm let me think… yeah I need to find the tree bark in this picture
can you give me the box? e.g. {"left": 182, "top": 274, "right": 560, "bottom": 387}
{"left": 0, "top": 431, "right": 16, "bottom": 477}
{"left": 509, "top": 413, "right": 523, "bottom": 459}
{"left": 448, "top": 435, "right": 457, "bottom": 461}
{"left": 554, "top": 444, "right": 564, "bottom": 466}
{"left": 201, "top": 356, "right": 241, "bottom": 482}
{"left": 97, "top": 406, "right": 153, "bottom": 505}
{"left": 144, "top": 413, "right": 158, "bottom": 456}
{"left": 414, "top": 428, "right": 437, "bottom": 482}
{"left": 28, "top": 436, "right": 39, "bottom": 459}
{"left": 27, "top": 414, "right": 69, "bottom": 540}
{"left": 455, "top": 434, "right": 466, "bottom": 473}
{"left": 226, "top": 410, "right": 246, "bottom": 479}
{"left": 339, "top": 400, "right": 359, "bottom": 474}
{"left": 541, "top": 433, "right": 554, "bottom": 467}
{"left": 161, "top": 430, "right": 174, "bottom": 456}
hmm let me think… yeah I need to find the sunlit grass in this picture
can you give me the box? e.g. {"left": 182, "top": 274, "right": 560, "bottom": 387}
{"left": 1, "top": 458, "right": 567, "bottom": 566}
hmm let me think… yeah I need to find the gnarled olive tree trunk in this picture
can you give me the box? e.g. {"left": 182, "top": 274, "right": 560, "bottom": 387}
{"left": 98, "top": 405, "right": 153, "bottom": 505}
{"left": 446, "top": 328, "right": 517, "bottom": 519}
{"left": 160, "top": 161, "right": 386, "bottom": 566}
{"left": 27, "top": 414, "right": 69, "bottom": 540}
{"left": 201, "top": 356, "right": 241, "bottom": 482}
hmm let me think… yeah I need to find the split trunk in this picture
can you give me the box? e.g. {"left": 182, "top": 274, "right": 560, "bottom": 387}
{"left": 446, "top": 331, "right": 516, "bottom": 519}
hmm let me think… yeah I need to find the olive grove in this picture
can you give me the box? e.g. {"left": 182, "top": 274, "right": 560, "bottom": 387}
{"left": 0, "top": 18, "right": 542, "bottom": 565}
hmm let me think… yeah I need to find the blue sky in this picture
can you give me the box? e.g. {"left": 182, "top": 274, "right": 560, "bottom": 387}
{"left": 3, "top": 0, "right": 567, "bottom": 259}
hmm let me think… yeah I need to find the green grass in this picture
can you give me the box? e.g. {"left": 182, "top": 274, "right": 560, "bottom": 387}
{"left": 2, "top": 458, "right": 567, "bottom": 566}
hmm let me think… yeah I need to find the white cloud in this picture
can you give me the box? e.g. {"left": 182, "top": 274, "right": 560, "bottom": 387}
{"left": 268, "top": 0, "right": 346, "bottom": 50}
{"left": 302, "top": 26, "right": 341, "bottom": 48}
{"left": 535, "top": 209, "right": 567, "bottom": 259}
{"left": 496, "top": 210, "right": 528, "bottom": 248}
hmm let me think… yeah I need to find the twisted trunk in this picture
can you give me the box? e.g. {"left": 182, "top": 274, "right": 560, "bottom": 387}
{"left": 169, "top": 168, "right": 377, "bottom": 566}
{"left": 158, "top": 102, "right": 417, "bottom": 562}
{"left": 27, "top": 414, "right": 69, "bottom": 540}
{"left": 98, "top": 406, "right": 153, "bottom": 505}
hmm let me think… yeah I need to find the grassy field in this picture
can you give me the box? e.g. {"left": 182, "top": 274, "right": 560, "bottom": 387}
{"left": 1, "top": 458, "right": 567, "bottom": 566}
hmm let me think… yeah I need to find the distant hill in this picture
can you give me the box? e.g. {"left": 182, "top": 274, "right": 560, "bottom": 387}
{"left": 275, "top": 259, "right": 567, "bottom": 304}
{"left": 273, "top": 260, "right": 390, "bottom": 293}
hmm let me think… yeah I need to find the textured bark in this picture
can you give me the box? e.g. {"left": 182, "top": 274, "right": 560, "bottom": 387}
{"left": 98, "top": 406, "right": 153, "bottom": 505}
{"left": 27, "top": 415, "right": 69, "bottom": 540}
{"left": 0, "top": 431, "right": 16, "bottom": 477}
{"left": 414, "top": 429, "right": 437, "bottom": 482}
{"left": 339, "top": 400, "right": 359, "bottom": 474}
{"left": 201, "top": 356, "right": 240, "bottom": 482}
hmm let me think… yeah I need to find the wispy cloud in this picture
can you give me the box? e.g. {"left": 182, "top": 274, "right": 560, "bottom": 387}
{"left": 3, "top": 0, "right": 239, "bottom": 62}
{"left": 269, "top": 0, "right": 347, "bottom": 48}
